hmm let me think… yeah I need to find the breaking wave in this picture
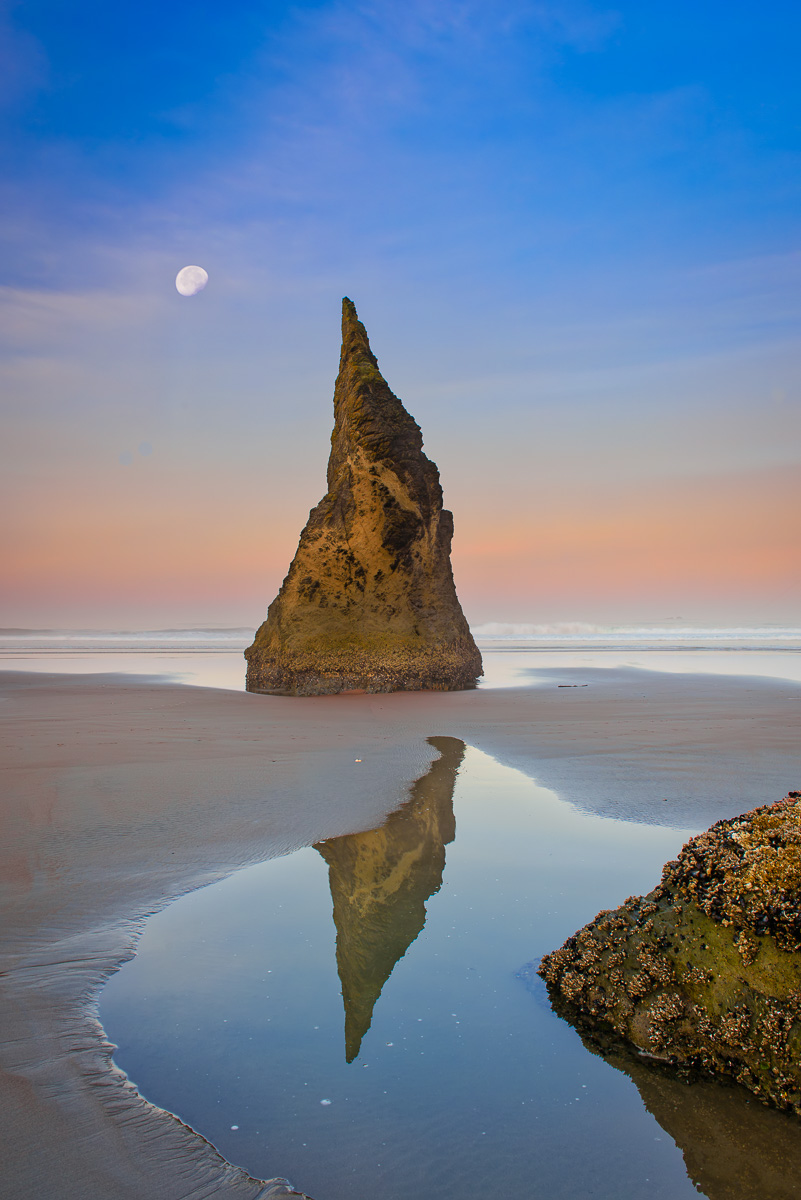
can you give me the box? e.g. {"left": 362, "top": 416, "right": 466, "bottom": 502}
{"left": 2, "top": 624, "right": 800, "bottom": 653}
{"left": 471, "top": 623, "right": 801, "bottom": 647}
{"left": 0, "top": 628, "right": 253, "bottom": 651}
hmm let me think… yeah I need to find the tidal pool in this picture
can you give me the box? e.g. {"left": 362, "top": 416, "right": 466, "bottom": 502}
{"left": 100, "top": 741, "right": 801, "bottom": 1200}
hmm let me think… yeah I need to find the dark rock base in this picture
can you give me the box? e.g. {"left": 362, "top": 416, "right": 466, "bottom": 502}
{"left": 245, "top": 640, "right": 482, "bottom": 696}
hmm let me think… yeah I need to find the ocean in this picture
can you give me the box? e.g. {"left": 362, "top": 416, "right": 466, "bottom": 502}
{"left": 2, "top": 625, "right": 800, "bottom": 690}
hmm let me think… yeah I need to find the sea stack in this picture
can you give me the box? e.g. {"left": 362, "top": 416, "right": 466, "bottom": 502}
{"left": 245, "top": 299, "right": 482, "bottom": 695}
{"left": 539, "top": 790, "right": 801, "bottom": 1114}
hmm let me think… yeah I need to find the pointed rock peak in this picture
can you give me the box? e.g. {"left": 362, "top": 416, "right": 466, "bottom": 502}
{"left": 245, "top": 300, "right": 482, "bottom": 696}
{"left": 332, "top": 298, "right": 423, "bottom": 477}
{"left": 339, "top": 297, "right": 384, "bottom": 395}
{"left": 337, "top": 296, "right": 394, "bottom": 396}
{"left": 340, "top": 296, "right": 375, "bottom": 364}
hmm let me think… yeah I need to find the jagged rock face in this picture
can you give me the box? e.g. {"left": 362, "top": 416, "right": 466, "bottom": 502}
{"left": 539, "top": 790, "right": 801, "bottom": 1115}
{"left": 245, "top": 299, "right": 482, "bottom": 696}
{"left": 314, "top": 736, "right": 463, "bottom": 1062}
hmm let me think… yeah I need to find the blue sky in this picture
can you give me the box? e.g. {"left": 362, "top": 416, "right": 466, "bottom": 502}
{"left": 6, "top": 0, "right": 801, "bottom": 281}
{"left": 2, "top": 0, "right": 800, "bottom": 627}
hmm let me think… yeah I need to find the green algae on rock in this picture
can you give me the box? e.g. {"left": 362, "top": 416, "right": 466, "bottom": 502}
{"left": 539, "top": 790, "right": 801, "bottom": 1114}
{"left": 245, "top": 299, "right": 482, "bottom": 696}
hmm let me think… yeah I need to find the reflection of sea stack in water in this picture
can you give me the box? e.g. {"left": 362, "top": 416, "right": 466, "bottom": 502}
{"left": 245, "top": 299, "right": 482, "bottom": 695}
{"left": 315, "top": 736, "right": 464, "bottom": 1062}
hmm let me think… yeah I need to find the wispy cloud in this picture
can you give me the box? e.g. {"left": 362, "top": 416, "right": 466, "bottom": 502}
{"left": 2, "top": 1, "right": 800, "bottom": 626}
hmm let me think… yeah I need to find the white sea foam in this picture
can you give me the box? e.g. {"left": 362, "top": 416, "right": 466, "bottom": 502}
{"left": 471, "top": 622, "right": 801, "bottom": 647}
{"left": 0, "top": 628, "right": 252, "bottom": 651}
{"left": 2, "top": 625, "right": 800, "bottom": 653}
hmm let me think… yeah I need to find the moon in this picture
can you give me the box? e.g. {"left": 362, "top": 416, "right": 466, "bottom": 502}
{"left": 175, "top": 265, "right": 208, "bottom": 296}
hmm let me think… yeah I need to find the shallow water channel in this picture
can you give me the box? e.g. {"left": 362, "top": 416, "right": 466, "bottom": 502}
{"left": 101, "top": 741, "right": 801, "bottom": 1200}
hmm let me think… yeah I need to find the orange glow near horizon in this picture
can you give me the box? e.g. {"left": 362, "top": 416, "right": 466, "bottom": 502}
{"left": 3, "top": 457, "right": 799, "bottom": 628}
{"left": 454, "top": 462, "right": 800, "bottom": 619}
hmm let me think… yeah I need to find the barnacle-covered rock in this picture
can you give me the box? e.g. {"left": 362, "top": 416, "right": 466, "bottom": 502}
{"left": 539, "top": 791, "right": 801, "bottom": 1113}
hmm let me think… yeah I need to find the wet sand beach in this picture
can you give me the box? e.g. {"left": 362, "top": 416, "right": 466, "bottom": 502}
{"left": 1, "top": 666, "right": 799, "bottom": 1199}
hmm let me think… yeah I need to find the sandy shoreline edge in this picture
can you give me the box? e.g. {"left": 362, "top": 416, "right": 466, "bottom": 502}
{"left": 2, "top": 667, "right": 799, "bottom": 1199}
